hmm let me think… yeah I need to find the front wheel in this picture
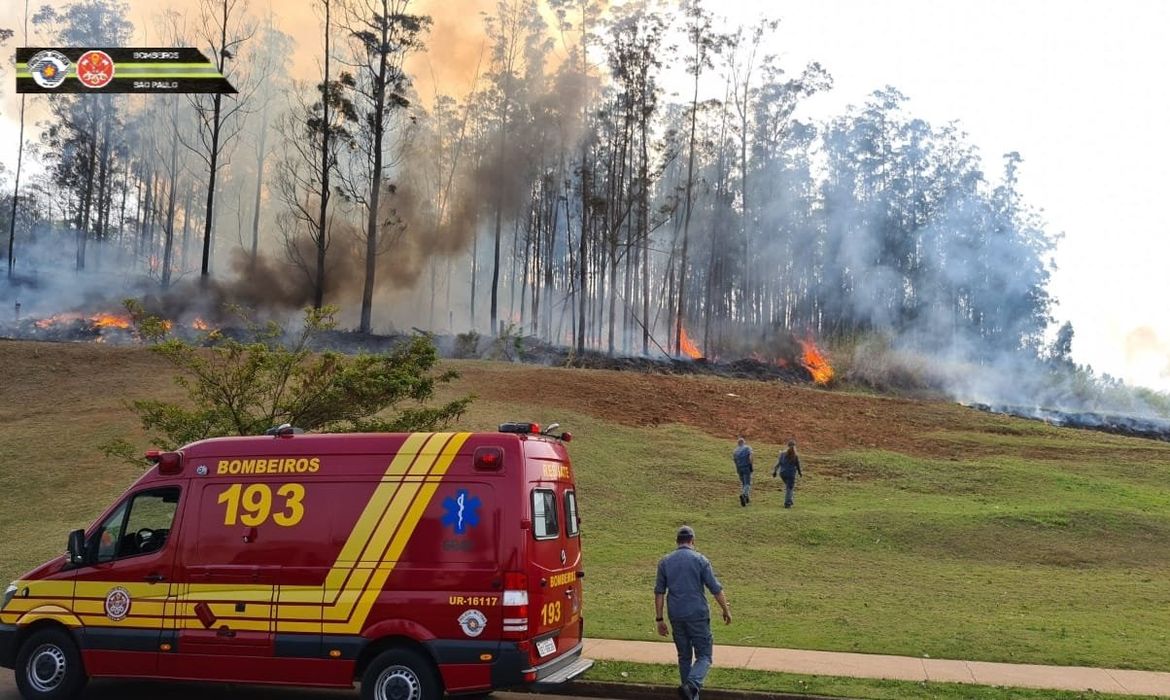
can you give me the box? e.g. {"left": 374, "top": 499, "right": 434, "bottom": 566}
{"left": 14, "top": 628, "right": 88, "bottom": 700}
{"left": 361, "top": 648, "right": 441, "bottom": 700}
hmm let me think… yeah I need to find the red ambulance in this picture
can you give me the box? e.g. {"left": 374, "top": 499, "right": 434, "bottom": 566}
{"left": 0, "top": 423, "right": 591, "bottom": 700}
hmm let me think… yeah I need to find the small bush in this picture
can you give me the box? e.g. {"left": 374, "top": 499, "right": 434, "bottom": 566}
{"left": 103, "top": 302, "right": 474, "bottom": 464}
{"left": 453, "top": 330, "right": 481, "bottom": 359}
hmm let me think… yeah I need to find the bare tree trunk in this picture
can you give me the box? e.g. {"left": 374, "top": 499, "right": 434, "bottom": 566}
{"left": 470, "top": 227, "right": 478, "bottom": 327}
{"left": 162, "top": 97, "right": 181, "bottom": 288}
{"left": 116, "top": 157, "right": 130, "bottom": 265}
{"left": 76, "top": 131, "right": 98, "bottom": 271}
{"left": 134, "top": 170, "right": 145, "bottom": 260}
{"left": 200, "top": 89, "right": 225, "bottom": 280}
{"left": 93, "top": 120, "right": 112, "bottom": 269}
{"left": 181, "top": 187, "right": 193, "bottom": 270}
{"left": 359, "top": 1, "right": 393, "bottom": 334}
{"left": 640, "top": 105, "right": 650, "bottom": 356}
{"left": 7, "top": 94, "right": 26, "bottom": 279}
{"left": 674, "top": 59, "right": 705, "bottom": 356}
{"left": 6, "top": 0, "right": 30, "bottom": 278}
{"left": 489, "top": 120, "right": 508, "bottom": 335}
{"left": 313, "top": 0, "right": 333, "bottom": 309}
{"left": 250, "top": 101, "right": 269, "bottom": 270}
{"left": 576, "top": 159, "right": 588, "bottom": 353}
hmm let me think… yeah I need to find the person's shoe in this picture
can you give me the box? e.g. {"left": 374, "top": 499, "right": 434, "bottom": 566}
{"left": 687, "top": 681, "right": 701, "bottom": 700}
{"left": 678, "top": 685, "right": 691, "bottom": 700}
{"left": 745, "top": 494, "right": 750, "bottom": 504}
{"left": 784, "top": 503, "right": 793, "bottom": 508}
{"left": 739, "top": 494, "right": 746, "bottom": 507}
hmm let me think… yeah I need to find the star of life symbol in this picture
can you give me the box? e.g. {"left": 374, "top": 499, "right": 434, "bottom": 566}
{"left": 441, "top": 489, "right": 481, "bottom": 535}
{"left": 104, "top": 586, "right": 131, "bottom": 622}
{"left": 27, "top": 50, "right": 70, "bottom": 89}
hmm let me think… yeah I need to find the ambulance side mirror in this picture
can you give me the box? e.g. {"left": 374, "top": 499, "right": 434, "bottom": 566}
{"left": 67, "top": 529, "right": 87, "bottom": 566}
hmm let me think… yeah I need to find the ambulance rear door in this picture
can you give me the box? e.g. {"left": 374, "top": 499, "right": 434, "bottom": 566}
{"left": 524, "top": 440, "right": 583, "bottom": 668}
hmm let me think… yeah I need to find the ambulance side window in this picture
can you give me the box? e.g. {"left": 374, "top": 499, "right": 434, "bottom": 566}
{"left": 564, "top": 490, "right": 579, "bottom": 537}
{"left": 94, "top": 501, "right": 129, "bottom": 563}
{"left": 94, "top": 487, "right": 180, "bottom": 563}
{"left": 532, "top": 489, "right": 559, "bottom": 540}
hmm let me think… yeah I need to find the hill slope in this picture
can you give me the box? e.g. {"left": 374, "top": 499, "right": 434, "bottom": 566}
{"left": 2, "top": 339, "right": 1170, "bottom": 670}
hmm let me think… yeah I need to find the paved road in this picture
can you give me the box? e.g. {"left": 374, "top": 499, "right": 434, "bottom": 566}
{"left": 0, "top": 674, "right": 601, "bottom": 700}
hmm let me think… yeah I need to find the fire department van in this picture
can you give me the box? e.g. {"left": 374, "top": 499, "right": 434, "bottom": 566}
{"left": 0, "top": 423, "right": 591, "bottom": 700}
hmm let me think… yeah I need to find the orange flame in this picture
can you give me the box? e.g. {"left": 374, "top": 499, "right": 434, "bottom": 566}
{"left": 679, "top": 326, "right": 703, "bottom": 359}
{"left": 799, "top": 337, "right": 834, "bottom": 385}
{"left": 90, "top": 313, "right": 132, "bottom": 330}
{"left": 35, "top": 312, "right": 133, "bottom": 330}
{"left": 192, "top": 318, "right": 211, "bottom": 331}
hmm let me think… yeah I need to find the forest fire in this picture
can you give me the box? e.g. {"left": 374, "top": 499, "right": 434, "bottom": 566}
{"left": 799, "top": 337, "right": 835, "bottom": 385}
{"left": 192, "top": 318, "right": 211, "bottom": 331}
{"left": 91, "top": 313, "right": 133, "bottom": 330}
{"left": 679, "top": 326, "right": 703, "bottom": 359}
{"left": 35, "top": 312, "right": 132, "bottom": 330}
{"left": 34, "top": 312, "right": 84, "bottom": 329}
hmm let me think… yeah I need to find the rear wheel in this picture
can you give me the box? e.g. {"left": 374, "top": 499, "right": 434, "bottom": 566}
{"left": 360, "top": 648, "right": 441, "bottom": 700}
{"left": 14, "top": 628, "right": 88, "bottom": 700}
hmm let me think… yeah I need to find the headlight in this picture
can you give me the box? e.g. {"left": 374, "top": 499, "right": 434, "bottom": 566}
{"left": 1, "top": 583, "right": 15, "bottom": 611}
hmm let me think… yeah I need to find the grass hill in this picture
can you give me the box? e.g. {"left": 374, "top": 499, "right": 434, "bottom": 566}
{"left": 2, "top": 339, "right": 1169, "bottom": 671}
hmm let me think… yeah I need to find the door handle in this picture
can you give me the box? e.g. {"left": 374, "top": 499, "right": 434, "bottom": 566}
{"left": 144, "top": 573, "right": 166, "bottom": 583}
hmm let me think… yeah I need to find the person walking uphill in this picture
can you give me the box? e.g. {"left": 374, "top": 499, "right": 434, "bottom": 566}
{"left": 772, "top": 440, "right": 803, "bottom": 508}
{"left": 655, "top": 525, "right": 732, "bottom": 700}
{"left": 732, "top": 437, "right": 753, "bottom": 506}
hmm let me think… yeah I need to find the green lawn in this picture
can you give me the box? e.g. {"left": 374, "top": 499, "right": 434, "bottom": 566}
{"left": 3, "top": 343, "right": 1170, "bottom": 676}
{"left": 450, "top": 397, "right": 1170, "bottom": 671}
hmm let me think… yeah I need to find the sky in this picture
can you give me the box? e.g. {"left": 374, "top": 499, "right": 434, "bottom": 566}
{"left": 737, "top": 0, "right": 1170, "bottom": 393}
{"left": 1, "top": 0, "right": 1168, "bottom": 392}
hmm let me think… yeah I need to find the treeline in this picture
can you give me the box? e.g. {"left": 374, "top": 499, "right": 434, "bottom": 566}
{"left": 1, "top": 0, "right": 1058, "bottom": 363}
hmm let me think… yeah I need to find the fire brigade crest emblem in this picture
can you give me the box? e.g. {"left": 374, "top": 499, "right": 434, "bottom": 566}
{"left": 27, "top": 50, "right": 70, "bottom": 89}
{"left": 458, "top": 609, "right": 486, "bottom": 638}
{"left": 77, "top": 50, "right": 116, "bottom": 89}
{"left": 104, "top": 586, "right": 131, "bottom": 621}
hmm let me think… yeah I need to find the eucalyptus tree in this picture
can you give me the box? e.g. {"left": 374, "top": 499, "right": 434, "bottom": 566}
{"left": 182, "top": 0, "right": 256, "bottom": 280}
{"left": 339, "top": 0, "right": 431, "bottom": 333}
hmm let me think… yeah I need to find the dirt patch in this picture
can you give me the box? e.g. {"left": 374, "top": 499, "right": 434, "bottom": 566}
{"left": 448, "top": 362, "right": 1019, "bottom": 459}
{"left": 1, "top": 340, "right": 1160, "bottom": 465}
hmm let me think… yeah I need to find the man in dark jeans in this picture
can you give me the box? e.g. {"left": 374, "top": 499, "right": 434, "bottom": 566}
{"left": 732, "top": 437, "right": 753, "bottom": 506}
{"left": 655, "top": 525, "right": 732, "bottom": 700}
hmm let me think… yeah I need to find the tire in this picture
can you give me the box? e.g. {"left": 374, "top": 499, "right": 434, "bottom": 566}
{"left": 13, "top": 628, "right": 88, "bottom": 700}
{"left": 360, "top": 647, "right": 441, "bottom": 700}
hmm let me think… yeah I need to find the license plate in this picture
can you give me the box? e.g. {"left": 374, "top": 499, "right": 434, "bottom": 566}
{"left": 536, "top": 637, "right": 557, "bottom": 658}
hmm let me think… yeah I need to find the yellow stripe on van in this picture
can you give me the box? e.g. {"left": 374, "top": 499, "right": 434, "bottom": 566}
{"left": 327, "top": 432, "right": 468, "bottom": 633}
{"left": 17, "top": 607, "right": 84, "bottom": 628}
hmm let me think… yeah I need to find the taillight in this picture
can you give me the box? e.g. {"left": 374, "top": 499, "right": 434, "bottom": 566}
{"left": 502, "top": 571, "right": 529, "bottom": 638}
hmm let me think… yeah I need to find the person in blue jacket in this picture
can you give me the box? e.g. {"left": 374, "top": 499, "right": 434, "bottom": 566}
{"left": 772, "top": 440, "right": 803, "bottom": 508}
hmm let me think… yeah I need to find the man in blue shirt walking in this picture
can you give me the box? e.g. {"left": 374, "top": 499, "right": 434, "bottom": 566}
{"left": 655, "top": 525, "right": 733, "bottom": 700}
{"left": 732, "top": 437, "right": 753, "bottom": 506}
